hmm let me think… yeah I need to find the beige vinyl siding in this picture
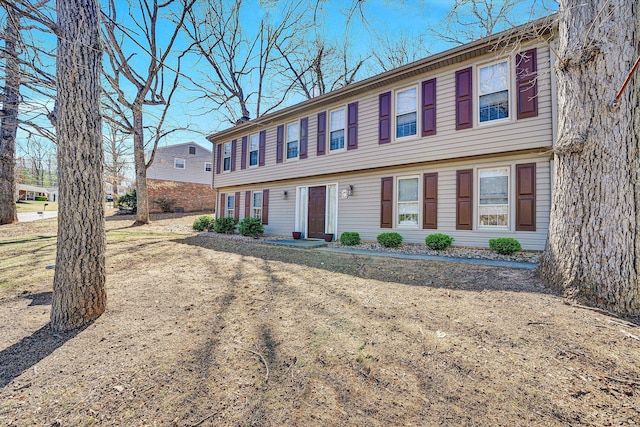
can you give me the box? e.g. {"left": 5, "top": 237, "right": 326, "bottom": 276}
{"left": 215, "top": 44, "right": 553, "bottom": 189}
{"left": 218, "top": 152, "right": 551, "bottom": 250}
{"left": 148, "top": 143, "right": 214, "bottom": 185}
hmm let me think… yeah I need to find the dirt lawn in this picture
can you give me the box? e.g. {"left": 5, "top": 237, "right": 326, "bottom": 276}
{"left": 1, "top": 212, "right": 639, "bottom": 426}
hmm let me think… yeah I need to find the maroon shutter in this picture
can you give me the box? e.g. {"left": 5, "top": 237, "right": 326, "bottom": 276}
{"left": 241, "top": 136, "right": 247, "bottom": 170}
{"left": 347, "top": 102, "right": 358, "bottom": 150}
{"left": 216, "top": 144, "right": 222, "bottom": 174}
{"left": 423, "top": 173, "right": 438, "bottom": 229}
{"left": 517, "top": 48, "right": 538, "bottom": 119}
{"left": 219, "top": 192, "right": 226, "bottom": 218}
{"left": 456, "top": 169, "right": 473, "bottom": 230}
{"left": 230, "top": 139, "right": 237, "bottom": 172}
{"left": 262, "top": 189, "right": 269, "bottom": 225}
{"left": 258, "top": 130, "right": 266, "bottom": 166}
{"left": 276, "top": 125, "right": 284, "bottom": 163}
{"left": 379, "top": 92, "right": 391, "bottom": 144}
{"left": 380, "top": 177, "right": 393, "bottom": 228}
{"left": 234, "top": 191, "right": 240, "bottom": 221}
{"left": 245, "top": 190, "right": 251, "bottom": 219}
{"left": 455, "top": 67, "right": 473, "bottom": 130}
{"left": 300, "top": 117, "right": 308, "bottom": 159}
{"left": 516, "top": 163, "right": 536, "bottom": 231}
{"left": 422, "top": 78, "right": 437, "bottom": 136}
{"left": 317, "top": 111, "right": 326, "bottom": 156}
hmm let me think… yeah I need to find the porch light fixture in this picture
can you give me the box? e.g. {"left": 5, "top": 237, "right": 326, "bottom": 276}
{"left": 348, "top": 185, "right": 353, "bottom": 196}
{"left": 282, "top": 190, "right": 288, "bottom": 199}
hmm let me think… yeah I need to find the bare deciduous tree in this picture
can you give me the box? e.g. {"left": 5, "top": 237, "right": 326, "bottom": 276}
{"left": 103, "top": 122, "right": 131, "bottom": 196}
{"left": 182, "top": 0, "right": 306, "bottom": 124}
{"left": 102, "top": 0, "right": 194, "bottom": 225}
{"left": 51, "top": 0, "right": 106, "bottom": 332}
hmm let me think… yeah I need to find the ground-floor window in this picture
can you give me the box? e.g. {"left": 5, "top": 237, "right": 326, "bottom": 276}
{"left": 397, "top": 176, "right": 419, "bottom": 225}
{"left": 252, "top": 191, "right": 262, "bottom": 220}
{"left": 226, "top": 194, "right": 235, "bottom": 218}
{"left": 478, "top": 167, "right": 509, "bottom": 227}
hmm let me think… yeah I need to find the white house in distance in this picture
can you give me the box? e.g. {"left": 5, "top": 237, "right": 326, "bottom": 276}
{"left": 207, "top": 17, "right": 555, "bottom": 250}
{"left": 146, "top": 142, "right": 217, "bottom": 213}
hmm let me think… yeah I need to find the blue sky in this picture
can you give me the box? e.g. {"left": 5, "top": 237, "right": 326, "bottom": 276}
{"left": 11, "top": 0, "right": 557, "bottom": 164}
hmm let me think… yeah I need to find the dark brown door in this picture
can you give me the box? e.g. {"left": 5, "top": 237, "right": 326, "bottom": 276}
{"left": 308, "top": 186, "right": 326, "bottom": 239}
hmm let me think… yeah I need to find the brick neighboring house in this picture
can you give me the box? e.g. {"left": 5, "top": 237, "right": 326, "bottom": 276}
{"left": 207, "top": 17, "right": 556, "bottom": 250}
{"left": 146, "top": 142, "right": 217, "bottom": 213}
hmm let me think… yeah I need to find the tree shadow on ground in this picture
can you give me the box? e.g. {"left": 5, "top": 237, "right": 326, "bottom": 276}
{"left": 173, "top": 235, "right": 554, "bottom": 295}
{"left": 0, "top": 321, "right": 87, "bottom": 388}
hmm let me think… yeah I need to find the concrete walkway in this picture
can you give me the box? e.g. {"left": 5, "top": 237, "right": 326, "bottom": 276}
{"left": 17, "top": 211, "right": 58, "bottom": 222}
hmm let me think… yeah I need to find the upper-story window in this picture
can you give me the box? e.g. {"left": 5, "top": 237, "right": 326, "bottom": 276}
{"left": 397, "top": 176, "right": 419, "bottom": 226}
{"left": 252, "top": 191, "right": 263, "bottom": 220}
{"left": 330, "top": 108, "right": 345, "bottom": 151}
{"left": 189, "top": 146, "right": 196, "bottom": 155}
{"left": 174, "top": 158, "right": 185, "bottom": 169}
{"left": 286, "top": 122, "right": 299, "bottom": 159}
{"left": 249, "top": 134, "right": 259, "bottom": 167}
{"left": 223, "top": 142, "right": 231, "bottom": 172}
{"left": 479, "top": 60, "right": 509, "bottom": 123}
{"left": 478, "top": 167, "right": 509, "bottom": 227}
{"left": 204, "top": 162, "right": 212, "bottom": 172}
{"left": 396, "top": 87, "right": 417, "bottom": 138}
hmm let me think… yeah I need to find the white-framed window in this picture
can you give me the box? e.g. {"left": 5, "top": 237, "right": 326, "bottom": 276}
{"left": 249, "top": 134, "right": 259, "bottom": 166}
{"left": 478, "top": 167, "right": 509, "bottom": 227}
{"left": 204, "top": 162, "right": 212, "bottom": 172}
{"left": 286, "top": 122, "right": 299, "bottom": 159}
{"left": 223, "top": 142, "right": 231, "bottom": 172}
{"left": 189, "top": 146, "right": 196, "bottom": 155}
{"left": 226, "top": 193, "right": 235, "bottom": 218}
{"left": 396, "top": 87, "right": 417, "bottom": 138}
{"left": 252, "top": 191, "right": 263, "bottom": 220}
{"left": 478, "top": 59, "right": 510, "bottom": 123}
{"left": 174, "top": 158, "right": 185, "bottom": 169}
{"left": 330, "top": 108, "right": 345, "bottom": 151}
{"left": 397, "top": 176, "right": 419, "bottom": 226}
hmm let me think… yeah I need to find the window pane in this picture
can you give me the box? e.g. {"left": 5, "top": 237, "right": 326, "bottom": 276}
{"left": 250, "top": 134, "right": 259, "bottom": 151}
{"left": 253, "top": 192, "right": 262, "bottom": 208}
{"left": 175, "top": 159, "right": 185, "bottom": 169}
{"left": 480, "top": 169, "right": 508, "bottom": 205}
{"left": 223, "top": 143, "right": 231, "bottom": 156}
{"left": 287, "top": 123, "right": 299, "bottom": 142}
{"left": 479, "top": 205, "right": 508, "bottom": 226}
{"left": 480, "top": 90, "right": 509, "bottom": 122}
{"left": 479, "top": 61, "right": 508, "bottom": 94}
{"left": 249, "top": 151, "right": 258, "bottom": 166}
{"left": 398, "top": 202, "right": 418, "bottom": 224}
{"left": 287, "top": 141, "right": 298, "bottom": 158}
{"left": 396, "top": 88, "right": 416, "bottom": 115}
{"left": 223, "top": 158, "right": 230, "bottom": 171}
{"left": 330, "top": 109, "right": 345, "bottom": 131}
{"left": 398, "top": 178, "right": 418, "bottom": 201}
{"left": 396, "top": 112, "right": 417, "bottom": 138}
{"left": 227, "top": 195, "right": 234, "bottom": 209}
{"left": 330, "top": 129, "right": 345, "bottom": 150}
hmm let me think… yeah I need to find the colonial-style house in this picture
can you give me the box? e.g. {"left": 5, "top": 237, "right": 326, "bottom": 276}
{"left": 146, "top": 142, "right": 217, "bottom": 213}
{"left": 206, "top": 18, "right": 556, "bottom": 250}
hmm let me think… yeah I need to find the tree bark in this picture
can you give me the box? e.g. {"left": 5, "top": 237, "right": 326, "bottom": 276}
{"left": 132, "top": 106, "right": 150, "bottom": 225}
{"left": 539, "top": 1, "right": 640, "bottom": 316}
{"left": 0, "top": 6, "right": 20, "bottom": 225}
{"left": 51, "top": 0, "right": 106, "bottom": 332}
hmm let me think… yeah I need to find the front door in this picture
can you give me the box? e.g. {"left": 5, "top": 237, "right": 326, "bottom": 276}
{"left": 308, "top": 186, "right": 326, "bottom": 239}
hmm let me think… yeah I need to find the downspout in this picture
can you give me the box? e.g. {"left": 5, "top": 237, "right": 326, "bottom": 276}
{"left": 211, "top": 140, "right": 218, "bottom": 217}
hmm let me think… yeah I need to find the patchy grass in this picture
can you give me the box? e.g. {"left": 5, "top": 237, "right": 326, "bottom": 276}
{"left": 0, "top": 213, "right": 639, "bottom": 426}
{"left": 15, "top": 200, "right": 58, "bottom": 213}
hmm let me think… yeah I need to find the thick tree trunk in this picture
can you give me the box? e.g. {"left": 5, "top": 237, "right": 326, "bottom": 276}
{"left": 539, "top": 1, "right": 640, "bottom": 316}
{"left": 51, "top": 0, "right": 106, "bottom": 332}
{"left": 132, "top": 107, "right": 150, "bottom": 225}
{"left": 0, "top": 6, "right": 20, "bottom": 225}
